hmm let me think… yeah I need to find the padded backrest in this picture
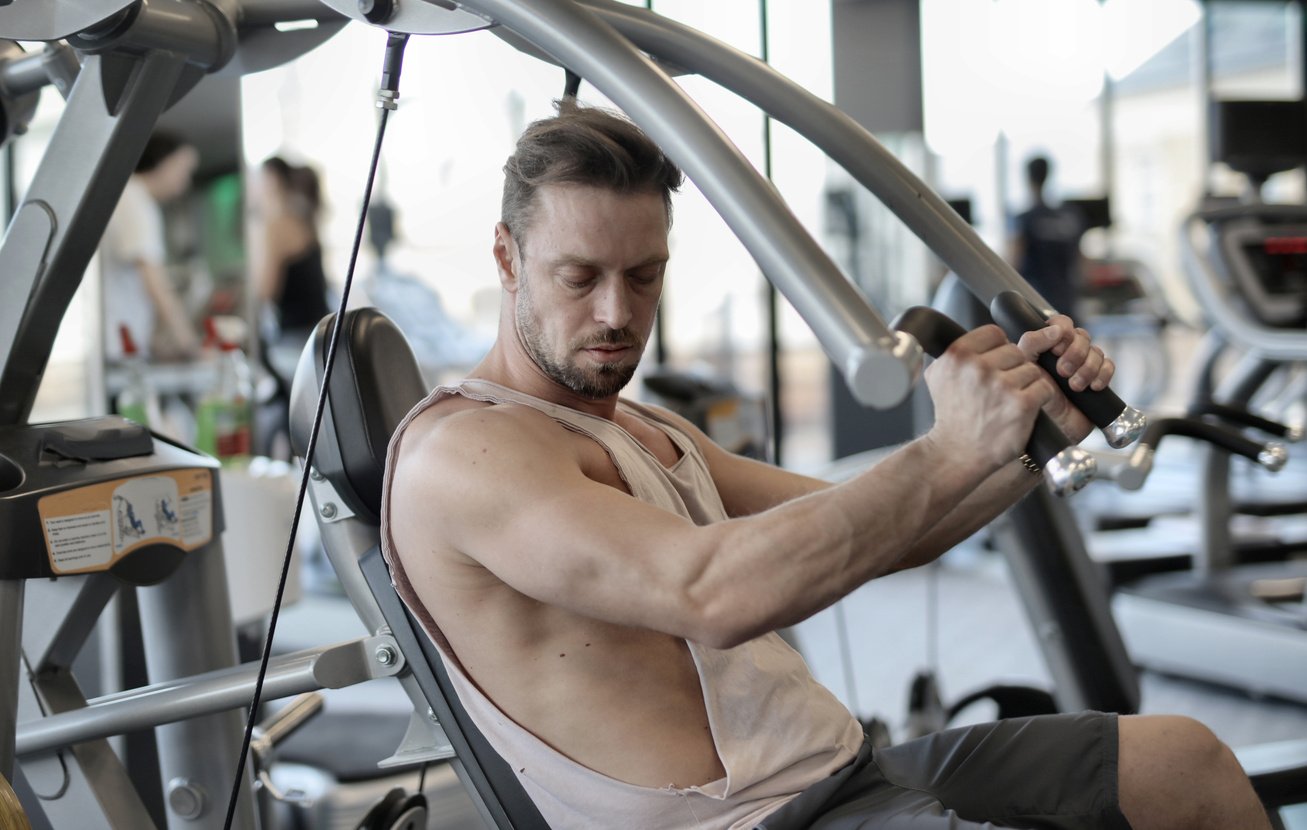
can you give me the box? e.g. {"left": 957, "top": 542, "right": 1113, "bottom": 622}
{"left": 289, "top": 309, "right": 429, "bottom": 523}
{"left": 289, "top": 308, "right": 548, "bottom": 828}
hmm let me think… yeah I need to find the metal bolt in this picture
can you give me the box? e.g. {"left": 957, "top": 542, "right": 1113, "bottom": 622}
{"left": 168, "top": 778, "right": 207, "bottom": 820}
{"left": 359, "top": 0, "right": 396, "bottom": 24}
{"left": 320, "top": 502, "right": 337, "bottom": 519}
{"left": 428, "top": 707, "right": 438, "bottom": 723}
{"left": 310, "top": 467, "right": 325, "bottom": 481}
{"left": 375, "top": 645, "right": 397, "bottom": 666}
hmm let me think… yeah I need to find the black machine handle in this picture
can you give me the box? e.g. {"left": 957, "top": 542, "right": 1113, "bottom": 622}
{"left": 892, "top": 306, "right": 1096, "bottom": 496}
{"left": 989, "top": 291, "right": 1147, "bottom": 449}
{"left": 1116, "top": 417, "right": 1287, "bottom": 491}
{"left": 1187, "top": 401, "right": 1303, "bottom": 442}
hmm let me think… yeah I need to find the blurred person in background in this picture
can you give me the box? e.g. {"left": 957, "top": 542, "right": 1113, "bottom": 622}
{"left": 1009, "top": 154, "right": 1086, "bottom": 320}
{"left": 247, "top": 155, "right": 332, "bottom": 457}
{"left": 102, "top": 131, "right": 202, "bottom": 364}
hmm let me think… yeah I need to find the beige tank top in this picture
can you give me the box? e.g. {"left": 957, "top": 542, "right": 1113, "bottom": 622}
{"left": 380, "top": 379, "right": 862, "bottom": 829}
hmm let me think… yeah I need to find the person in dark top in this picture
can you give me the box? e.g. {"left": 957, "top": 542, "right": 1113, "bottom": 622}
{"left": 251, "top": 156, "right": 331, "bottom": 336}
{"left": 1010, "top": 155, "right": 1086, "bottom": 318}
{"left": 248, "top": 155, "right": 332, "bottom": 456}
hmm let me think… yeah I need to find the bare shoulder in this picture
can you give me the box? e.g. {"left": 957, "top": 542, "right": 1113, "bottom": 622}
{"left": 389, "top": 395, "right": 597, "bottom": 570}
{"left": 391, "top": 397, "right": 580, "bottom": 515}
{"left": 398, "top": 396, "right": 569, "bottom": 467}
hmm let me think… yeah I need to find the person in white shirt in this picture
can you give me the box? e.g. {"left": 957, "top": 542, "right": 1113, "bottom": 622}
{"left": 101, "top": 131, "right": 201, "bottom": 363}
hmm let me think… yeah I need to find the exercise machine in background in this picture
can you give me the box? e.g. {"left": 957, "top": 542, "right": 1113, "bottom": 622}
{"left": 1112, "top": 98, "right": 1307, "bottom": 704}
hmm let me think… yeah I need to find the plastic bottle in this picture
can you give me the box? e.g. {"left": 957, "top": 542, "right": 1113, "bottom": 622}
{"left": 115, "top": 324, "right": 160, "bottom": 428}
{"left": 194, "top": 318, "right": 253, "bottom": 465}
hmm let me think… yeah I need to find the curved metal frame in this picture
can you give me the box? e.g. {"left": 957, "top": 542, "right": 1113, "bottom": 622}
{"left": 0, "top": 1, "right": 1162, "bottom": 828}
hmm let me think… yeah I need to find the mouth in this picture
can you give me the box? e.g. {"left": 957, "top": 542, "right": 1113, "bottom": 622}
{"left": 582, "top": 344, "right": 634, "bottom": 363}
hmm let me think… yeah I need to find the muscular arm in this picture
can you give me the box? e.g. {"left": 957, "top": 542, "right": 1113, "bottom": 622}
{"left": 688, "top": 421, "right": 1039, "bottom": 573}
{"left": 678, "top": 316, "right": 1110, "bottom": 572}
{"left": 394, "top": 405, "right": 996, "bottom": 652}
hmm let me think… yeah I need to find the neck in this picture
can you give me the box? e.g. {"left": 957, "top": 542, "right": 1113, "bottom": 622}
{"left": 471, "top": 340, "right": 623, "bottom": 421}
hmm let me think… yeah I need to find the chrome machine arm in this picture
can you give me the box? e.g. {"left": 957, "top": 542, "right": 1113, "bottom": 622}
{"left": 522, "top": 0, "right": 1146, "bottom": 447}
{"left": 319, "top": 0, "right": 923, "bottom": 409}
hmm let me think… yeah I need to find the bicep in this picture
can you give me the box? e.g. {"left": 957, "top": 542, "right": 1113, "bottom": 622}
{"left": 393, "top": 415, "right": 716, "bottom": 636}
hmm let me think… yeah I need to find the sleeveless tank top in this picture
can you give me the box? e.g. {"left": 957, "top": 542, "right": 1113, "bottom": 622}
{"left": 380, "top": 379, "right": 863, "bottom": 829}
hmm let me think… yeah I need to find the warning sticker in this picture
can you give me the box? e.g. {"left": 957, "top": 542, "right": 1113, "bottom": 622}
{"left": 39, "top": 469, "right": 214, "bottom": 575}
{"left": 44, "top": 510, "right": 113, "bottom": 570}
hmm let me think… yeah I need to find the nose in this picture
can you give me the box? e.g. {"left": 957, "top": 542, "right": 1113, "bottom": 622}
{"left": 593, "top": 277, "right": 634, "bottom": 330}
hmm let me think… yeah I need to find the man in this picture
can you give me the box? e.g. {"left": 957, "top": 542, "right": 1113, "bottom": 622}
{"left": 1009, "top": 155, "right": 1086, "bottom": 320}
{"left": 102, "top": 131, "right": 201, "bottom": 363}
{"left": 383, "top": 104, "right": 1268, "bottom": 829}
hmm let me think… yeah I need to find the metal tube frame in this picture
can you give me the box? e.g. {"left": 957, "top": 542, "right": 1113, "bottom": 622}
{"left": 450, "top": 0, "right": 920, "bottom": 409}
{"left": 0, "top": 1, "right": 1159, "bottom": 827}
{"left": 569, "top": 0, "right": 1050, "bottom": 313}
{"left": 16, "top": 633, "right": 402, "bottom": 759}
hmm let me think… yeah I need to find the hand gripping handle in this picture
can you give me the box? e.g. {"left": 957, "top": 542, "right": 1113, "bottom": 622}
{"left": 891, "top": 306, "right": 1096, "bottom": 496}
{"left": 989, "top": 290, "right": 1147, "bottom": 448}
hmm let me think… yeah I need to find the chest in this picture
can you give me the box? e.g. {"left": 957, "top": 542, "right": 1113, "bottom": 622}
{"left": 568, "top": 411, "right": 684, "bottom": 493}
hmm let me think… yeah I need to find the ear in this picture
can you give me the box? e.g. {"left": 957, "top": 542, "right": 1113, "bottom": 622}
{"left": 493, "top": 222, "right": 521, "bottom": 292}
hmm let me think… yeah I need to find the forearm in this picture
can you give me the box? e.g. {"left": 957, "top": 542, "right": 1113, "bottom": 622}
{"left": 889, "top": 457, "right": 1040, "bottom": 571}
{"left": 689, "top": 436, "right": 991, "bottom": 645}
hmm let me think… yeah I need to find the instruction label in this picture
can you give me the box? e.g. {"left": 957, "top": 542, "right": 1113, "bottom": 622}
{"left": 38, "top": 469, "right": 214, "bottom": 575}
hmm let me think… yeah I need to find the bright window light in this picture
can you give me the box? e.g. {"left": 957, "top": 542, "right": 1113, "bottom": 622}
{"left": 921, "top": 0, "right": 1002, "bottom": 155}
{"left": 1101, "top": 0, "right": 1200, "bottom": 82}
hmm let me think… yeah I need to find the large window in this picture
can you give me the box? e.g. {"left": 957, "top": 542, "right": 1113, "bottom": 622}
{"left": 923, "top": 0, "right": 1302, "bottom": 407}
{"left": 241, "top": 1, "right": 835, "bottom": 467}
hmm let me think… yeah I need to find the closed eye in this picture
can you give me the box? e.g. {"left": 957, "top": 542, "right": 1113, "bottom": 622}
{"left": 628, "top": 266, "right": 664, "bottom": 286}
{"left": 558, "top": 269, "right": 596, "bottom": 289}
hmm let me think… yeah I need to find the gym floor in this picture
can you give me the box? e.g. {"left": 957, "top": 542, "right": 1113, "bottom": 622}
{"left": 272, "top": 530, "right": 1307, "bottom": 829}
{"left": 792, "top": 537, "right": 1307, "bottom": 750}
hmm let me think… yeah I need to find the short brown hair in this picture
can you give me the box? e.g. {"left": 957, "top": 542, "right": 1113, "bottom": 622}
{"left": 501, "top": 101, "right": 683, "bottom": 253}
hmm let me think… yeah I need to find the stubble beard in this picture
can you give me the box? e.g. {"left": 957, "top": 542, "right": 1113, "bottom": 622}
{"left": 516, "top": 285, "right": 642, "bottom": 400}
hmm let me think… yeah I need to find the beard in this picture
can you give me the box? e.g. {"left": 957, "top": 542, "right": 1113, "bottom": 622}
{"left": 516, "top": 286, "right": 643, "bottom": 400}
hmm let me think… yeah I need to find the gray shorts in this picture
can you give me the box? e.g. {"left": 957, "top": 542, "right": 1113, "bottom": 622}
{"left": 757, "top": 711, "right": 1130, "bottom": 829}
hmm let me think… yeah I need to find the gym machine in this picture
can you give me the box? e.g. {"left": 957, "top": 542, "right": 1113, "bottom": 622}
{"left": 3, "top": 0, "right": 1268, "bottom": 828}
{"left": 1112, "top": 98, "right": 1307, "bottom": 703}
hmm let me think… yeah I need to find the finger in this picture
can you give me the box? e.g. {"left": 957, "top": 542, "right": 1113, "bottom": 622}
{"left": 1015, "top": 369, "right": 1058, "bottom": 410}
{"left": 1055, "top": 328, "right": 1093, "bottom": 378}
{"left": 1067, "top": 344, "right": 1104, "bottom": 392}
{"left": 1090, "top": 352, "right": 1115, "bottom": 391}
{"left": 953, "top": 323, "right": 1011, "bottom": 353}
{"left": 1016, "top": 324, "right": 1066, "bottom": 361}
{"left": 986, "top": 342, "right": 1034, "bottom": 372}
{"left": 1006, "top": 360, "right": 1051, "bottom": 394}
{"left": 1044, "top": 314, "right": 1076, "bottom": 356}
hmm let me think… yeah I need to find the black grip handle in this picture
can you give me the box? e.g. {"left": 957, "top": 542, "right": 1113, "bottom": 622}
{"left": 989, "top": 290, "right": 1126, "bottom": 427}
{"left": 891, "top": 306, "right": 1074, "bottom": 471}
{"left": 1187, "top": 401, "right": 1297, "bottom": 440}
{"left": 1143, "top": 418, "right": 1285, "bottom": 468}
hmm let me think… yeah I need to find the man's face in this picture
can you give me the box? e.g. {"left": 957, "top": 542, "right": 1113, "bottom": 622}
{"left": 502, "top": 184, "right": 669, "bottom": 400}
